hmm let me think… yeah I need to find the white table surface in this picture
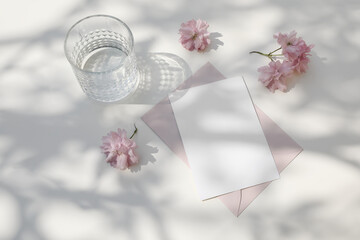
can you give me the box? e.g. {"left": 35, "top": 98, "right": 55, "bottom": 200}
{"left": 1, "top": 0, "right": 360, "bottom": 239}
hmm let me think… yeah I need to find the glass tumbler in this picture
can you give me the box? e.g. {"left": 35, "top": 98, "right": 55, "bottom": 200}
{"left": 64, "top": 15, "right": 138, "bottom": 102}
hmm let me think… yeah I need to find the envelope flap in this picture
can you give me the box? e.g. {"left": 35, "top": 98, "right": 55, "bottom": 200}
{"left": 256, "top": 106, "right": 303, "bottom": 173}
{"left": 141, "top": 96, "right": 189, "bottom": 166}
{"left": 177, "top": 62, "right": 226, "bottom": 90}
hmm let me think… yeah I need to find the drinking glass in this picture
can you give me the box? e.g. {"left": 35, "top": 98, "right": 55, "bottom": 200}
{"left": 64, "top": 15, "right": 138, "bottom": 102}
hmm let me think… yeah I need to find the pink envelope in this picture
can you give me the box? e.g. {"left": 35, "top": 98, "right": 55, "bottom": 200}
{"left": 141, "top": 62, "right": 303, "bottom": 216}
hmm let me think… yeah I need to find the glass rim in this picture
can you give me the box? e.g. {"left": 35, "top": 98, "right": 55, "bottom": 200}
{"left": 64, "top": 14, "right": 135, "bottom": 74}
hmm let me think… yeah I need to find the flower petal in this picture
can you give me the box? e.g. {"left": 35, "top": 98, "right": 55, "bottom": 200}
{"left": 116, "top": 154, "right": 128, "bottom": 170}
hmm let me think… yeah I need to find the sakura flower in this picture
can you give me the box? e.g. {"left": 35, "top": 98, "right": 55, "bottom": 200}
{"left": 251, "top": 30, "right": 314, "bottom": 92}
{"left": 274, "top": 30, "right": 314, "bottom": 72}
{"left": 290, "top": 51, "right": 312, "bottom": 73}
{"left": 100, "top": 128, "right": 139, "bottom": 170}
{"left": 179, "top": 19, "right": 211, "bottom": 51}
{"left": 258, "top": 60, "right": 293, "bottom": 93}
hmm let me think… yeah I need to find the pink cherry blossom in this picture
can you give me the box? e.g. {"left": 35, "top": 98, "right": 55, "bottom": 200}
{"left": 274, "top": 30, "right": 299, "bottom": 59}
{"left": 252, "top": 31, "right": 314, "bottom": 92}
{"left": 100, "top": 128, "right": 139, "bottom": 170}
{"left": 258, "top": 60, "right": 293, "bottom": 93}
{"left": 179, "top": 19, "right": 211, "bottom": 51}
{"left": 290, "top": 51, "right": 311, "bottom": 73}
{"left": 274, "top": 30, "right": 314, "bottom": 73}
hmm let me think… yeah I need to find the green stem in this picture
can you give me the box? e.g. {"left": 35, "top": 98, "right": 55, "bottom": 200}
{"left": 129, "top": 124, "right": 138, "bottom": 139}
{"left": 268, "top": 47, "right": 282, "bottom": 55}
{"left": 249, "top": 51, "right": 274, "bottom": 61}
{"left": 249, "top": 51, "right": 267, "bottom": 56}
{"left": 249, "top": 47, "right": 283, "bottom": 62}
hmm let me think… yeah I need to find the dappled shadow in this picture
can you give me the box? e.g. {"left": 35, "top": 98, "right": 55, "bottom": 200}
{"left": 0, "top": 0, "right": 360, "bottom": 239}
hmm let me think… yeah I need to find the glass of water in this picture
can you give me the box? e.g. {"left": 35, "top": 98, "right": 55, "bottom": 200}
{"left": 64, "top": 15, "right": 138, "bottom": 102}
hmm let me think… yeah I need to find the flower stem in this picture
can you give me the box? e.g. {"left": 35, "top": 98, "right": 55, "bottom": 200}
{"left": 268, "top": 47, "right": 282, "bottom": 55}
{"left": 249, "top": 47, "right": 283, "bottom": 62}
{"left": 130, "top": 124, "right": 138, "bottom": 139}
{"left": 249, "top": 51, "right": 274, "bottom": 61}
{"left": 249, "top": 51, "right": 267, "bottom": 56}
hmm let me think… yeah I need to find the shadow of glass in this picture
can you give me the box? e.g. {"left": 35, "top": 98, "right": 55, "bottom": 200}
{"left": 117, "top": 52, "right": 192, "bottom": 104}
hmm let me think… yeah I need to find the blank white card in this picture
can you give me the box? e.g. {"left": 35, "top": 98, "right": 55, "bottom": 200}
{"left": 170, "top": 77, "right": 280, "bottom": 200}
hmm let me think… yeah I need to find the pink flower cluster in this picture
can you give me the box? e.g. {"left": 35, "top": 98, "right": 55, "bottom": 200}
{"left": 257, "top": 31, "right": 314, "bottom": 93}
{"left": 179, "top": 19, "right": 211, "bottom": 52}
{"left": 100, "top": 128, "right": 139, "bottom": 170}
{"left": 258, "top": 61, "right": 293, "bottom": 93}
